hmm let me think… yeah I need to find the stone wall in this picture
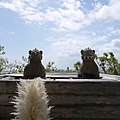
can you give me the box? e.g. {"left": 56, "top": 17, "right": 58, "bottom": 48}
{"left": 0, "top": 77, "right": 120, "bottom": 119}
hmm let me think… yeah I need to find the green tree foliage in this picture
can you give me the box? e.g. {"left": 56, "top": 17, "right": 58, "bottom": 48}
{"left": 46, "top": 62, "right": 57, "bottom": 72}
{"left": 95, "top": 52, "right": 120, "bottom": 75}
{"left": 0, "top": 45, "right": 26, "bottom": 74}
{"left": 15, "top": 56, "right": 29, "bottom": 73}
{"left": 22, "top": 56, "right": 29, "bottom": 63}
{"left": 6, "top": 60, "right": 18, "bottom": 74}
{"left": 74, "top": 61, "right": 81, "bottom": 71}
{"left": 0, "top": 57, "right": 8, "bottom": 73}
{"left": 0, "top": 45, "right": 5, "bottom": 55}
{"left": 0, "top": 45, "right": 8, "bottom": 73}
{"left": 15, "top": 62, "right": 26, "bottom": 73}
{"left": 14, "top": 56, "right": 29, "bottom": 73}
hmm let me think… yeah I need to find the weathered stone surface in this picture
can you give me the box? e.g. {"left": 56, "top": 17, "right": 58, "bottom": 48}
{"left": 6, "top": 106, "right": 14, "bottom": 119}
{"left": 49, "top": 94, "right": 120, "bottom": 105}
{"left": 0, "top": 106, "right": 6, "bottom": 118}
{"left": 6, "top": 81, "right": 18, "bottom": 93}
{"left": 51, "top": 106, "right": 120, "bottom": 118}
{"left": 0, "top": 81, "right": 6, "bottom": 93}
{"left": 49, "top": 119, "right": 120, "bottom": 120}
{"left": 1, "top": 73, "right": 120, "bottom": 119}
{"left": 0, "top": 94, "right": 16, "bottom": 105}
{"left": 45, "top": 81, "right": 120, "bottom": 95}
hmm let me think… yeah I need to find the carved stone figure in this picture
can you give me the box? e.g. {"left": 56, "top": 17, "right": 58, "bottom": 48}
{"left": 24, "top": 48, "right": 46, "bottom": 79}
{"left": 78, "top": 47, "right": 99, "bottom": 79}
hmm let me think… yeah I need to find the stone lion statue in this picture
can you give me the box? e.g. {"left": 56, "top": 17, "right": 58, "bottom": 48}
{"left": 24, "top": 48, "right": 46, "bottom": 79}
{"left": 78, "top": 47, "right": 99, "bottom": 79}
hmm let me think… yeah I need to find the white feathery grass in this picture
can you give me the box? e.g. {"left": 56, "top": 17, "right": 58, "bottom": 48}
{"left": 11, "top": 77, "right": 52, "bottom": 120}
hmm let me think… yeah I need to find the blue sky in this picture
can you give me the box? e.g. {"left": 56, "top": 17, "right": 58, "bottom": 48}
{"left": 0, "top": 0, "right": 120, "bottom": 69}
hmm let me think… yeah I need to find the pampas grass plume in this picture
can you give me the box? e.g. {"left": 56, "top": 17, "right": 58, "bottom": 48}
{"left": 11, "top": 77, "right": 52, "bottom": 120}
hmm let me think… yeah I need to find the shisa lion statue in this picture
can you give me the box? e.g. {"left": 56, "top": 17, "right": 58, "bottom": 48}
{"left": 78, "top": 47, "right": 99, "bottom": 79}
{"left": 24, "top": 48, "right": 46, "bottom": 79}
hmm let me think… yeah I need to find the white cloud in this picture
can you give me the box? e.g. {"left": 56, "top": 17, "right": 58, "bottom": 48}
{"left": 0, "top": 0, "right": 45, "bottom": 24}
{"left": 60, "top": 0, "right": 81, "bottom": 10}
{"left": 44, "top": 37, "right": 120, "bottom": 68}
{"left": 0, "top": 0, "right": 120, "bottom": 31}
{"left": 111, "top": 39, "right": 120, "bottom": 48}
{"left": 111, "top": 29, "right": 120, "bottom": 35}
{"left": 44, "top": 32, "right": 109, "bottom": 68}
{"left": 94, "top": 2, "right": 102, "bottom": 10}
{"left": 46, "top": 33, "right": 108, "bottom": 59}
{"left": 44, "top": 0, "right": 85, "bottom": 31}
{"left": 95, "top": 39, "right": 120, "bottom": 61}
{"left": 106, "top": 27, "right": 120, "bottom": 36}
{"left": 9, "top": 31, "right": 15, "bottom": 35}
{"left": 91, "top": 0, "right": 120, "bottom": 20}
